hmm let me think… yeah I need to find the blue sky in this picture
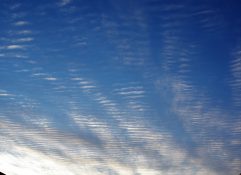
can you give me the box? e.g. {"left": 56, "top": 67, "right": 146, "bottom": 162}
{"left": 0, "top": 0, "right": 241, "bottom": 175}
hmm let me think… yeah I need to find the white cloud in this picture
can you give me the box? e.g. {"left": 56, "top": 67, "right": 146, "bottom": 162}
{"left": 32, "top": 73, "right": 48, "bottom": 76}
{"left": 0, "top": 93, "right": 12, "bottom": 97}
{"left": 6, "top": 45, "right": 25, "bottom": 49}
{"left": 44, "top": 77, "right": 57, "bottom": 81}
{"left": 80, "top": 85, "right": 96, "bottom": 89}
{"left": 0, "top": 146, "right": 75, "bottom": 175}
{"left": 71, "top": 77, "right": 83, "bottom": 81}
{"left": 79, "top": 81, "right": 92, "bottom": 85}
{"left": 16, "top": 37, "right": 34, "bottom": 42}
{"left": 13, "top": 21, "right": 29, "bottom": 26}
{"left": 0, "top": 90, "right": 14, "bottom": 97}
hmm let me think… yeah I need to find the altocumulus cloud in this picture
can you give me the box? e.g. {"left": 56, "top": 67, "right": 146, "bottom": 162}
{"left": 0, "top": 0, "right": 241, "bottom": 175}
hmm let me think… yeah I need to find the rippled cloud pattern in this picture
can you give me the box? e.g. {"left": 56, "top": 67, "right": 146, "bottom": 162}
{"left": 0, "top": 0, "right": 241, "bottom": 175}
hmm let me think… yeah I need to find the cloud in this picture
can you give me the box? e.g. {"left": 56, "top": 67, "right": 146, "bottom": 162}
{"left": 0, "top": 114, "right": 216, "bottom": 175}
{"left": 0, "top": 66, "right": 233, "bottom": 175}
{"left": 0, "top": 93, "right": 13, "bottom": 97}
{"left": 15, "top": 37, "right": 34, "bottom": 42}
{"left": 6, "top": 45, "right": 25, "bottom": 49}
{"left": 159, "top": 68, "right": 241, "bottom": 175}
{"left": 71, "top": 77, "right": 83, "bottom": 81}
{"left": 0, "top": 1, "right": 240, "bottom": 175}
{"left": 100, "top": 7, "right": 150, "bottom": 66}
{"left": 9, "top": 3, "right": 21, "bottom": 10}
{"left": 230, "top": 48, "right": 241, "bottom": 107}
{"left": 16, "top": 30, "right": 32, "bottom": 35}
{"left": 44, "top": 77, "right": 58, "bottom": 81}
{"left": 13, "top": 21, "right": 30, "bottom": 26}
{"left": 112, "top": 84, "right": 148, "bottom": 112}
{"left": 70, "top": 76, "right": 96, "bottom": 92}
{"left": 0, "top": 145, "right": 75, "bottom": 175}
{"left": 58, "top": 0, "right": 72, "bottom": 7}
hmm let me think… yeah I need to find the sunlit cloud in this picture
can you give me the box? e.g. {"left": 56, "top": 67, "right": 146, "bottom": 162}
{"left": 0, "top": 93, "right": 13, "bottom": 97}
{"left": 6, "top": 45, "right": 25, "bottom": 49}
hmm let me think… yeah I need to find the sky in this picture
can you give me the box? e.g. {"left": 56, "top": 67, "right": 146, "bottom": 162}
{"left": 0, "top": 0, "right": 241, "bottom": 175}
